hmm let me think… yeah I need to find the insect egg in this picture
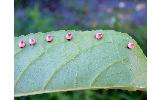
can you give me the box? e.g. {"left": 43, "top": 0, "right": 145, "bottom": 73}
{"left": 29, "top": 38, "right": 36, "bottom": 46}
{"left": 65, "top": 33, "right": 73, "bottom": 40}
{"left": 46, "top": 34, "right": 53, "bottom": 42}
{"left": 95, "top": 32, "right": 103, "bottom": 39}
{"left": 128, "top": 42, "right": 135, "bottom": 49}
{"left": 19, "top": 40, "right": 26, "bottom": 48}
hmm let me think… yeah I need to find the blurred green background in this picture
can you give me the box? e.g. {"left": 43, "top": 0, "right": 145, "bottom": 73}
{"left": 15, "top": 0, "right": 147, "bottom": 100}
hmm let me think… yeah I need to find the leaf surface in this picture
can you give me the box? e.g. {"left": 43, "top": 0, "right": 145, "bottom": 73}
{"left": 14, "top": 30, "right": 147, "bottom": 97}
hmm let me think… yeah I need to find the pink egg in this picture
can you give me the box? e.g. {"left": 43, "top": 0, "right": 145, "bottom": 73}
{"left": 46, "top": 34, "right": 53, "bottom": 42}
{"left": 29, "top": 38, "right": 36, "bottom": 46}
{"left": 66, "top": 33, "right": 73, "bottom": 40}
{"left": 96, "top": 32, "right": 103, "bottom": 39}
{"left": 19, "top": 40, "right": 26, "bottom": 48}
{"left": 128, "top": 42, "right": 135, "bottom": 49}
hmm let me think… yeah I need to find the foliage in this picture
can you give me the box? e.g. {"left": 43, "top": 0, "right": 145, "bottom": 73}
{"left": 15, "top": 90, "right": 146, "bottom": 100}
{"left": 15, "top": 30, "right": 146, "bottom": 98}
{"left": 15, "top": 0, "right": 147, "bottom": 100}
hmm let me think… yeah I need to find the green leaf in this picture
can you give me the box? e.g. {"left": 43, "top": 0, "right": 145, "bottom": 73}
{"left": 14, "top": 30, "right": 147, "bottom": 97}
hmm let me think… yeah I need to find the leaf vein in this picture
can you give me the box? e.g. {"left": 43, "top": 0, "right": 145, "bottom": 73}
{"left": 42, "top": 42, "right": 110, "bottom": 89}
{"left": 15, "top": 41, "right": 65, "bottom": 87}
{"left": 90, "top": 57, "right": 128, "bottom": 86}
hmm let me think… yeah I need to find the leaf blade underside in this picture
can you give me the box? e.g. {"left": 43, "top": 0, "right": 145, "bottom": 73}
{"left": 14, "top": 30, "right": 147, "bottom": 97}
